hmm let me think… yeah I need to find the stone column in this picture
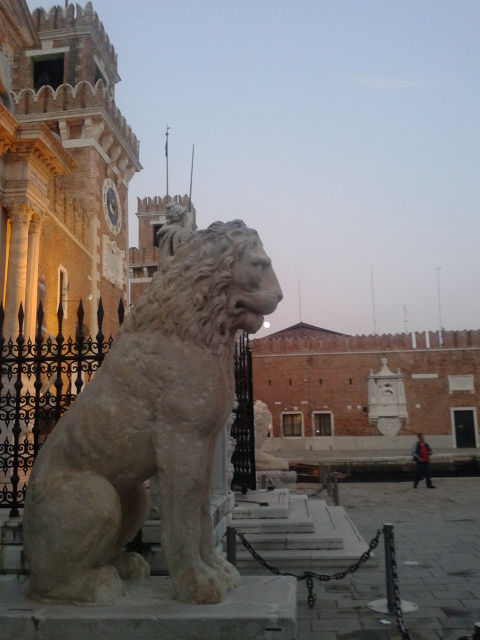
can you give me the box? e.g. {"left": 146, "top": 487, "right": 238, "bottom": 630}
{"left": 3, "top": 202, "right": 33, "bottom": 340}
{"left": 24, "top": 213, "right": 45, "bottom": 340}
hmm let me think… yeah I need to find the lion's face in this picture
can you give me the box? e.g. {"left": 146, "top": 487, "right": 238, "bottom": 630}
{"left": 228, "top": 239, "right": 283, "bottom": 334}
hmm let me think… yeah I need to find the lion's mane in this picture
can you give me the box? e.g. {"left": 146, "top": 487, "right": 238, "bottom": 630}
{"left": 126, "top": 220, "right": 260, "bottom": 357}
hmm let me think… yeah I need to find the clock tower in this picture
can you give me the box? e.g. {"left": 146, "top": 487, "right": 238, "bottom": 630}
{"left": 9, "top": 2, "right": 141, "bottom": 337}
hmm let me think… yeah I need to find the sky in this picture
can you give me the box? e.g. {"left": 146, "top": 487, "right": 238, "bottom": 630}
{"left": 27, "top": 1, "right": 480, "bottom": 338}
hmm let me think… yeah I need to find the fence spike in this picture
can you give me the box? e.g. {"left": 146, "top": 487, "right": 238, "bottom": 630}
{"left": 118, "top": 299, "right": 125, "bottom": 326}
{"left": 36, "top": 302, "right": 44, "bottom": 339}
{"left": 57, "top": 301, "right": 64, "bottom": 330}
{"left": 97, "top": 297, "right": 104, "bottom": 330}
{"left": 17, "top": 302, "right": 25, "bottom": 334}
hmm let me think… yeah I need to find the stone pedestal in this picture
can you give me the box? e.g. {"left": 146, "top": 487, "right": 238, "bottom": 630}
{"left": 0, "top": 576, "right": 297, "bottom": 640}
{"left": 256, "top": 469, "right": 297, "bottom": 489}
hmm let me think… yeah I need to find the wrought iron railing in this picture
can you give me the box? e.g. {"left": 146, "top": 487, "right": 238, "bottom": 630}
{"left": 0, "top": 302, "right": 256, "bottom": 517}
{"left": 0, "top": 298, "right": 122, "bottom": 517}
{"left": 231, "top": 332, "right": 256, "bottom": 493}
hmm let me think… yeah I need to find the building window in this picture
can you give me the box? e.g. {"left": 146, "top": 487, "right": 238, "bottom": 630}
{"left": 313, "top": 412, "right": 333, "bottom": 436}
{"left": 153, "top": 223, "right": 163, "bottom": 247}
{"left": 33, "top": 55, "right": 65, "bottom": 91}
{"left": 95, "top": 64, "right": 107, "bottom": 86}
{"left": 58, "top": 266, "right": 68, "bottom": 318}
{"left": 282, "top": 412, "right": 302, "bottom": 437}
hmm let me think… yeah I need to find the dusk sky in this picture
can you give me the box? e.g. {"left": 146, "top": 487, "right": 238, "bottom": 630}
{"left": 27, "top": 1, "right": 480, "bottom": 338}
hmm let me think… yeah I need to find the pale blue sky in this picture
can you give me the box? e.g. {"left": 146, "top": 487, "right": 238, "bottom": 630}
{"left": 27, "top": 1, "right": 480, "bottom": 337}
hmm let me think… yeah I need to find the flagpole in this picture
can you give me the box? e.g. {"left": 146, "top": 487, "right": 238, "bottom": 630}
{"left": 188, "top": 144, "right": 195, "bottom": 212}
{"left": 165, "top": 126, "right": 170, "bottom": 199}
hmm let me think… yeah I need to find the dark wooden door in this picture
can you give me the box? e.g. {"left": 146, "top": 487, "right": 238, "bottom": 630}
{"left": 453, "top": 409, "right": 477, "bottom": 448}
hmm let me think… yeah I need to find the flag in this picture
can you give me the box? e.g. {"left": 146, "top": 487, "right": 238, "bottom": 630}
{"left": 165, "top": 127, "right": 169, "bottom": 157}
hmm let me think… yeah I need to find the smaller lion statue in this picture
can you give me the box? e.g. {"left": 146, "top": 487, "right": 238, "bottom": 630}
{"left": 23, "top": 220, "right": 282, "bottom": 606}
{"left": 254, "top": 400, "right": 289, "bottom": 471}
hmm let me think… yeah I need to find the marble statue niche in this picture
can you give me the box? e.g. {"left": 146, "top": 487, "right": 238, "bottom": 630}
{"left": 22, "top": 220, "right": 282, "bottom": 606}
{"left": 254, "top": 400, "right": 297, "bottom": 487}
{"left": 367, "top": 357, "right": 408, "bottom": 436}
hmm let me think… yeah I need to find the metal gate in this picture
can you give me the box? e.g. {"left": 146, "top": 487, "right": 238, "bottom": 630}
{"left": 0, "top": 299, "right": 121, "bottom": 517}
{"left": 231, "top": 332, "right": 256, "bottom": 493}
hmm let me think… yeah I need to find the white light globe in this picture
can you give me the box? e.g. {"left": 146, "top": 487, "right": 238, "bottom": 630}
{"left": 263, "top": 321, "right": 271, "bottom": 329}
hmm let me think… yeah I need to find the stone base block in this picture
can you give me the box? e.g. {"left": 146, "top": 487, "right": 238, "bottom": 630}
{"left": 0, "top": 575, "right": 297, "bottom": 640}
{"left": 256, "top": 470, "right": 297, "bottom": 489}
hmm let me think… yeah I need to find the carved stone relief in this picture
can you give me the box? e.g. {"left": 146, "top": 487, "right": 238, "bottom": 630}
{"left": 367, "top": 357, "right": 408, "bottom": 436}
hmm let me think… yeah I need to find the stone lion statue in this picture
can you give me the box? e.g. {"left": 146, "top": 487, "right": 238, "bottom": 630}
{"left": 23, "top": 220, "right": 282, "bottom": 606}
{"left": 254, "top": 400, "right": 289, "bottom": 471}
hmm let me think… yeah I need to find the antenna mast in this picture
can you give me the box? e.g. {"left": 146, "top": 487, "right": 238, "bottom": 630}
{"left": 370, "top": 265, "right": 377, "bottom": 335}
{"left": 437, "top": 266, "right": 443, "bottom": 347}
{"left": 188, "top": 144, "right": 195, "bottom": 212}
{"left": 403, "top": 305, "right": 411, "bottom": 333}
{"left": 298, "top": 277, "right": 302, "bottom": 323}
{"left": 165, "top": 126, "right": 170, "bottom": 198}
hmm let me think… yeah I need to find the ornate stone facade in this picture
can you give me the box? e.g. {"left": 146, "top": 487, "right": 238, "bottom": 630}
{"left": 1, "top": 1, "right": 141, "bottom": 339}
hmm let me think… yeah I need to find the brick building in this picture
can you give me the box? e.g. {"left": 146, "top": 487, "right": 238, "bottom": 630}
{"left": 129, "top": 195, "right": 196, "bottom": 306}
{"left": 1, "top": 1, "right": 141, "bottom": 340}
{"left": 251, "top": 322, "right": 480, "bottom": 453}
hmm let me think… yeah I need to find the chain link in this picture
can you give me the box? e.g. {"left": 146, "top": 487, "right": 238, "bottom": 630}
{"left": 236, "top": 527, "right": 382, "bottom": 608}
{"left": 386, "top": 528, "right": 413, "bottom": 640}
{"left": 236, "top": 526, "right": 415, "bottom": 639}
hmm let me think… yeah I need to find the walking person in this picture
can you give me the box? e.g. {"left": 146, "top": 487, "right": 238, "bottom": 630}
{"left": 412, "top": 433, "right": 436, "bottom": 488}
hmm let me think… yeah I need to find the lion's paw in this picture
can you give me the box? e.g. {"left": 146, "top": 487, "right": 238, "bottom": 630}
{"left": 111, "top": 551, "right": 150, "bottom": 581}
{"left": 175, "top": 564, "right": 227, "bottom": 604}
{"left": 206, "top": 553, "right": 241, "bottom": 590}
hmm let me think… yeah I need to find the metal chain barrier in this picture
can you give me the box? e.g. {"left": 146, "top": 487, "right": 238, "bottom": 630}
{"left": 384, "top": 525, "right": 413, "bottom": 640}
{"left": 236, "top": 525, "right": 414, "bottom": 640}
{"left": 236, "top": 527, "right": 382, "bottom": 609}
{"left": 234, "top": 524, "right": 480, "bottom": 640}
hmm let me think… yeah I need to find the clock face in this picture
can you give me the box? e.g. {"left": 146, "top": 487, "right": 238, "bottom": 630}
{"left": 102, "top": 178, "right": 122, "bottom": 235}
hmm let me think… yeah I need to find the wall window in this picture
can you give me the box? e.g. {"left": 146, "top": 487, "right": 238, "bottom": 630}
{"left": 33, "top": 55, "right": 65, "bottom": 91}
{"left": 313, "top": 412, "right": 333, "bottom": 436}
{"left": 153, "top": 223, "right": 163, "bottom": 247}
{"left": 58, "top": 266, "right": 68, "bottom": 318}
{"left": 282, "top": 412, "right": 303, "bottom": 437}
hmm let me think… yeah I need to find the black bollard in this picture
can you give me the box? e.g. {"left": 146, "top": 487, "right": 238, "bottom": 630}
{"left": 383, "top": 523, "right": 396, "bottom": 610}
{"left": 226, "top": 526, "right": 237, "bottom": 566}
{"left": 333, "top": 471, "right": 340, "bottom": 506}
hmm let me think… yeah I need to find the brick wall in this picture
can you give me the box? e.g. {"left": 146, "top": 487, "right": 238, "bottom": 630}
{"left": 251, "top": 328, "right": 480, "bottom": 442}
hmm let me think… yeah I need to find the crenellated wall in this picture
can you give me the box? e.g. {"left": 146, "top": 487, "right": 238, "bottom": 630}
{"left": 251, "top": 325, "right": 480, "bottom": 446}
{"left": 252, "top": 329, "right": 480, "bottom": 355}
{"left": 129, "top": 245, "right": 159, "bottom": 266}
{"left": 31, "top": 3, "right": 117, "bottom": 72}
{"left": 137, "top": 195, "right": 192, "bottom": 213}
{"left": 12, "top": 81, "right": 139, "bottom": 157}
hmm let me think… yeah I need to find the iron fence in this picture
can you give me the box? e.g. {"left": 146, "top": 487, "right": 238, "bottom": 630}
{"left": 0, "top": 298, "right": 121, "bottom": 517}
{"left": 0, "top": 300, "right": 255, "bottom": 517}
{"left": 231, "top": 332, "right": 256, "bottom": 493}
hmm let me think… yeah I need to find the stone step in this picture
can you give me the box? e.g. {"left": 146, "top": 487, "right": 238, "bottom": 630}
{"left": 232, "top": 488, "right": 290, "bottom": 519}
{"left": 232, "top": 494, "right": 315, "bottom": 534}
{"left": 232, "top": 502, "right": 374, "bottom": 573}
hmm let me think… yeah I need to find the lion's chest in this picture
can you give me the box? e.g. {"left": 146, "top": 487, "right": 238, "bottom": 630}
{"left": 111, "top": 332, "right": 235, "bottom": 436}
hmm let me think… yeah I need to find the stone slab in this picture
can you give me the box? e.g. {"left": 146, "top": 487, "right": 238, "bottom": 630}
{"left": 235, "top": 501, "right": 373, "bottom": 573}
{"left": 233, "top": 494, "right": 315, "bottom": 534}
{"left": 232, "top": 488, "right": 290, "bottom": 519}
{"left": 0, "top": 575, "right": 297, "bottom": 640}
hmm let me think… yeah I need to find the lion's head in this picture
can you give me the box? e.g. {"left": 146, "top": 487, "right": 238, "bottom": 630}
{"left": 127, "top": 220, "right": 282, "bottom": 356}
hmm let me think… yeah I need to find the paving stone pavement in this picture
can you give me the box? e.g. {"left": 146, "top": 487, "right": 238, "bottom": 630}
{"left": 294, "top": 477, "right": 480, "bottom": 640}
